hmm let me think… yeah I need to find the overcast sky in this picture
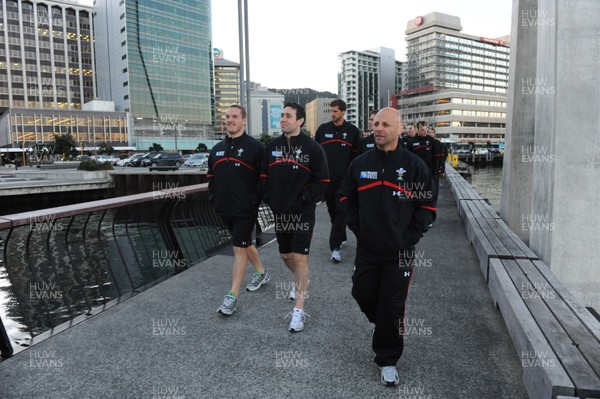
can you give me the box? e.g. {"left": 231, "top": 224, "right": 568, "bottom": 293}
{"left": 80, "top": 0, "right": 512, "bottom": 93}
{"left": 212, "top": 0, "right": 513, "bottom": 93}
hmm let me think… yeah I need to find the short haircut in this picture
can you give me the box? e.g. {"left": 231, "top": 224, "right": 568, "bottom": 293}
{"left": 284, "top": 102, "right": 306, "bottom": 125}
{"left": 417, "top": 121, "right": 427, "bottom": 128}
{"left": 330, "top": 99, "right": 347, "bottom": 111}
{"left": 430, "top": 128, "right": 436, "bottom": 133}
{"left": 228, "top": 105, "right": 246, "bottom": 119}
{"left": 369, "top": 109, "right": 379, "bottom": 116}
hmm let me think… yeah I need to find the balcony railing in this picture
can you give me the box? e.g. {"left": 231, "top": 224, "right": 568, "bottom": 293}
{"left": 0, "top": 184, "right": 274, "bottom": 358}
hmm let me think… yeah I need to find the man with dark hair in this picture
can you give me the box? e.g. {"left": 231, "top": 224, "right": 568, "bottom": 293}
{"left": 401, "top": 122, "right": 416, "bottom": 148}
{"left": 428, "top": 127, "right": 447, "bottom": 187}
{"left": 262, "top": 102, "right": 329, "bottom": 332}
{"left": 359, "top": 110, "right": 378, "bottom": 154}
{"left": 208, "top": 105, "right": 269, "bottom": 316}
{"left": 339, "top": 107, "right": 436, "bottom": 387}
{"left": 314, "top": 99, "right": 360, "bottom": 263}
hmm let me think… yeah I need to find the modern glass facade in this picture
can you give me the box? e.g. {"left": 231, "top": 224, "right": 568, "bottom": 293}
{"left": 0, "top": 0, "right": 95, "bottom": 115}
{"left": 94, "top": 0, "right": 213, "bottom": 150}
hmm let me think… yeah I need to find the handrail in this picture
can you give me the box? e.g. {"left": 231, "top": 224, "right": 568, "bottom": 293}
{"left": 0, "top": 183, "right": 273, "bottom": 358}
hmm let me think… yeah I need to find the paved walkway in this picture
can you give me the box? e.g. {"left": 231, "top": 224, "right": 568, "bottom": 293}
{"left": 0, "top": 182, "right": 528, "bottom": 399}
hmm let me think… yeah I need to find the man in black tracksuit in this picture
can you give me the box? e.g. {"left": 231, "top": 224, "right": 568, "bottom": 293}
{"left": 314, "top": 99, "right": 360, "bottom": 263}
{"left": 208, "top": 105, "right": 269, "bottom": 316}
{"left": 339, "top": 108, "right": 437, "bottom": 387}
{"left": 262, "top": 102, "right": 329, "bottom": 332}
{"left": 428, "top": 127, "right": 447, "bottom": 186}
{"left": 359, "top": 109, "right": 378, "bottom": 155}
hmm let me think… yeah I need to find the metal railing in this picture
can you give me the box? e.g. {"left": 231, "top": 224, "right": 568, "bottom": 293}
{"left": 0, "top": 184, "right": 274, "bottom": 358}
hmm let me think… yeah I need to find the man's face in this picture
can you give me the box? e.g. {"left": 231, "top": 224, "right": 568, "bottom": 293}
{"left": 368, "top": 113, "right": 376, "bottom": 130}
{"left": 407, "top": 125, "right": 416, "bottom": 137}
{"left": 225, "top": 107, "right": 246, "bottom": 136}
{"left": 330, "top": 106, "right": 344, "bottom": 124}
{"left": 427, "top": 129, "right": 435, "bottom": 138}
{"left": 418, "top": 124, "right": 428, "bottom": 137}
{"left": 281, "top": 106, "right": 303, "bottom": 135}
{"left": 373, "top": 109, "right": 402, "bottom": 150}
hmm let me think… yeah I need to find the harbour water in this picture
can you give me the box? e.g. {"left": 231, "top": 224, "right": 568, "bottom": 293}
{"left": 466, "top": 164, "right": 503, "bottom": 212}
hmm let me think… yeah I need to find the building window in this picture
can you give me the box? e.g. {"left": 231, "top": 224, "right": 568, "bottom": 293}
{"left": 120, "top": 13, "right": 125, "bottom": 20}
{"left": 122, "top": 54, "right": 127, "bottom": 60}
{"left": 123, "top": 81, "right": 128, "bottom": 87}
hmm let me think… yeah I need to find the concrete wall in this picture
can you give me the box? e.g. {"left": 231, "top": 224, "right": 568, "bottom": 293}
{"left": 500, "top": 0, "right": 538, "bottom": 243}
{"left": 504, "top": 0, "right": 600, "bottom": 310}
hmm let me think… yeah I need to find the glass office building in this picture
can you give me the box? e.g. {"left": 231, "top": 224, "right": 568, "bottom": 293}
{"left": 94, "top": 0, "right": 213, "bottom": 150}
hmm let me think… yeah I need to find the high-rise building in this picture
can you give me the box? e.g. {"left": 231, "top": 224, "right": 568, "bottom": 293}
{"left": 94, "top": 0, "right": 213, "bottom": 151}
{"left": 338, "top": 47, "right": 404, "bottom": 131}
{"left": 0, "top": 0, "right": 95, "bottom": 115}
{"left": 213, "top": 57, "right": 240, "bottom": 139}
{"left": 399, "top": 12, "right": 510, "bottom": 143}
{"left": 305, "top": 97, "right": 336, "bottom": 136}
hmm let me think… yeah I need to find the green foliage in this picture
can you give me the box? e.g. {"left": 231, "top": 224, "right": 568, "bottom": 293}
{"left": 258, "top": 134, "right": 272, "bottom": 145}
{"left": 196, "top": 142, "right": 208, "bottom": 152}
{"left": 53, "top": 133, "right": 79, "bottom": 160}
{"left": 77, "top": 160, "right": 114, "bottom": 171}
{"left": 149, "top": 143, "right": 164, "bottom": 152}
{"left": 97, "top": 142, "right": 114, "bottom": 155}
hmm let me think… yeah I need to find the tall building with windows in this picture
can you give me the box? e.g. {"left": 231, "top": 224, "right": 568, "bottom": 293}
{"left": 94, "top": 0, "right": 213, "bottom": 151}
{"left": 399, "top": 12, "right": 510, "bottom": 143}
{"left": 0, "top": 0, "right": 95, "bottom": 115}
{"left": 213, "top": 57, "right": 240, "bottom": 139}
{"left": 338, "top": 47, "right": 404, "bottom": 131}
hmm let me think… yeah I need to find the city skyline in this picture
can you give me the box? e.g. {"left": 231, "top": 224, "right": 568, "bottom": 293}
{"left": 211, "top": 0, "right": 512, "bottom": 93}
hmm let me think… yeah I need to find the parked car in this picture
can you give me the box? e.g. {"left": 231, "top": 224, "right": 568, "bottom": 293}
{"left": 129, "top": 152, "right": 156, "bottom": 167}
{"left": 141, "top": 152, "right": 183, "bottom": 168}
{"left": 116, "top": 153, "right": 143, "bottom": 167}
{"left": 184, "top": 153, "right": 209, "bottom": 168}
{"left": 77, "top": 155, "right": 90, "bottom": 162}
{"left": 90, "top": 154, "right": 112, "bottom": 163}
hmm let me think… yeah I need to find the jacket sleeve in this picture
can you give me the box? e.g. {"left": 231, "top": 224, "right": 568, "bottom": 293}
{"left": 302, "top": 144, "right": 329, "bottom": 204}
{"left": 350, "top": 126, "right": 361, "bottom": 161}
{"left": 338, "top": 160, "right": 359, "bottom": 235}
{"left": 251, "top": 142, "right": 267, "bottom": 206}
{"left": 259, "top": 143, "right": 270, "bottom": 205}
{"left": 207, "top": 149, "right": 216, "bottom": 202}
{"left": 407, "top": 161, "right": 437, "bottom": 244}
{"left": 431, "top": 139, "right": 444, "bottom": 175}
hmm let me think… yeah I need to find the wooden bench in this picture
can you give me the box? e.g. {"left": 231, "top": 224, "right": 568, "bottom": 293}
{"left": 489, "top": 258, "right": 600, "bottom": 399}
{"left": 463, "top": 214, "right": 539, "bottom": 281}
{"left": 459, "top": 199, "right": 500, "bottom": 221}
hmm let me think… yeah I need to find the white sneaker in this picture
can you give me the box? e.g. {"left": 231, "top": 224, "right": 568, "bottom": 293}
{"left": 330, "top": 249, "right": 342, "bottom": 263}
{"left": 380, "top": 366, "right": 399, "bottom": 386}
{"left": 287, "top": 308, "right": 306, "bottom": 332}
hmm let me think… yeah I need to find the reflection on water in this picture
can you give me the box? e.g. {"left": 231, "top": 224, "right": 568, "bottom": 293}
{"left": 467, "top": 164, "right": 503, "bottom": 212}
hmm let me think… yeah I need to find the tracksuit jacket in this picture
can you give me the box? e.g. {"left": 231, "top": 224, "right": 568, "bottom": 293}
{"left": 207, "top": 132, "right": 265, "bottom": 217}
{"left": 261, "top": 133, "right": 329, "bottom": 214}
{"left": 339, "top": 145, "right": 437, "bottom": 252}
{"left": 314, "top": 121, "right": 360, "bottom": 182}
{"left": 406, "top": 136, "right": 444, "bottom": 176}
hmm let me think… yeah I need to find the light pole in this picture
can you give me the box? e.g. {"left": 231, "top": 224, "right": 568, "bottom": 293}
{"left": 171, "top": 122, "right": 179, "bottom": 154}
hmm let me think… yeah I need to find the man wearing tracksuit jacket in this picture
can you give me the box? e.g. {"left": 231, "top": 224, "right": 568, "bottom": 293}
{"left": 339, "top": 108, "right": 437, "bottom": 387}
{"left": 208, "top": 105, "right": 269, "bottom": 316}
{"left": 262, "top": 102, "right": 329, "bottom": 332}
{"left": 314, "top": 99, "right": 360, "bottom": 263}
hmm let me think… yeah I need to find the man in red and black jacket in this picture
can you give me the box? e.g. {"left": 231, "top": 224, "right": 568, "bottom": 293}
{"left": 339, "top": 108, "right": 436, "bottom": 387}
{"left": 208, "top": 105, "right": 269, "bottom": 317}
{"left": 261, "top": 102, "right": 329, "bottom": 333}
{"left": 314, "top": 99, "right": 360, "bottom": 263}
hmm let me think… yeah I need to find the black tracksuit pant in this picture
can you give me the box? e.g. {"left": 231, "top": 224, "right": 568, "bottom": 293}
{"left": 352, "top": 246, "right": 414, "bottom": 367}
{"left": 325, "top": 181, "right": 347, "bottom": 251}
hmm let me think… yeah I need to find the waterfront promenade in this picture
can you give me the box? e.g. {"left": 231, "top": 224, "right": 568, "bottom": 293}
{"left": 0, "top": 182, "right": 528, "bottom": 398}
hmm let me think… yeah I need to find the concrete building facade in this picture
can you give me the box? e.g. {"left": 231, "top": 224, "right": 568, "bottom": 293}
{"left": 399, "top": 12, "right": 510, "bottom": 144}
{"left": 213, "top": 57, "right": 240, "bottom": 139}
{"left": 304, "top": 97, "right": 336, "bottom": 137}
{"left": 0, "top": 0, "right": 95, "bottom": 115}
{"left": 338, "top": 47, "right": 404, "bottom": 131}
{"left": 248, "top": 84, "right": 284, "bottom": 137}
{"left": 93, "top": 0, "right": 213, "bottom": 151}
